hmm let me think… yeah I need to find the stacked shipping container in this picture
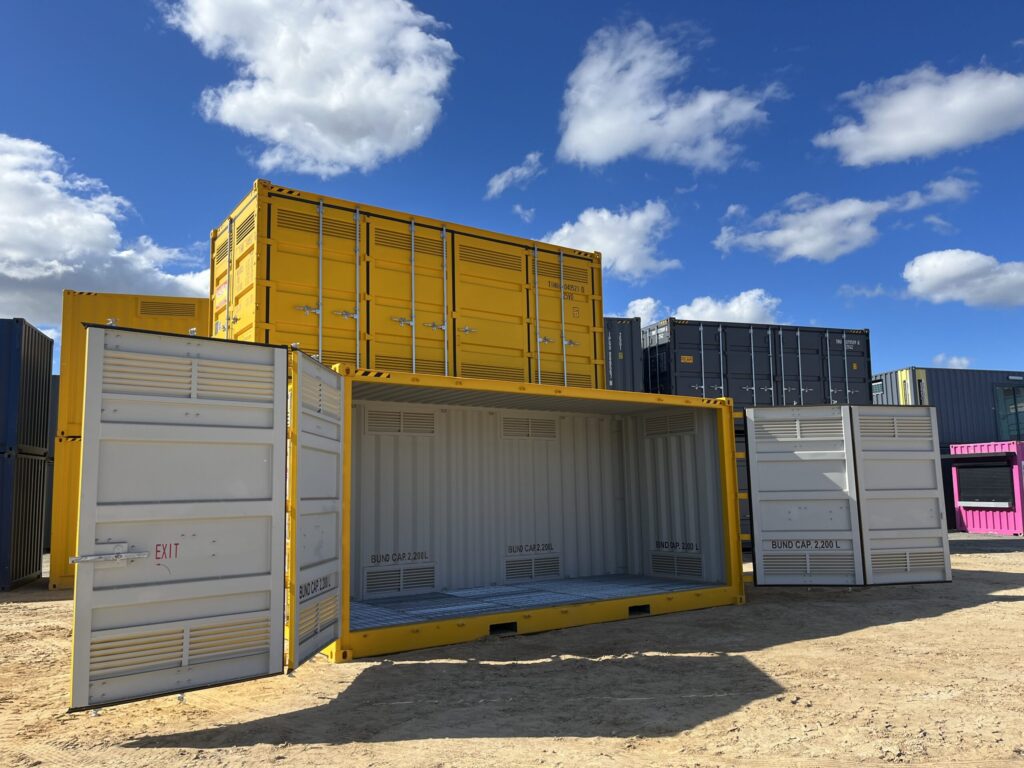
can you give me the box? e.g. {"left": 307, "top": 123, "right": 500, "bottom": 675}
{"left": 0, "top": 319, "right": 53, "bottom": 589}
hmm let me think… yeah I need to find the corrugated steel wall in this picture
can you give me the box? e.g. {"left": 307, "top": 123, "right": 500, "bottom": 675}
{"left": 0, "top": 453, "right": 47, "bottom": 589}
{"left": 350, "top": 401, "right": 725, "bottom": 600}
{"left": 604, "top": 317, "right": 643, "bottom": 391}
{"left": 1, "top": 318, "right": 54, "bottom": 456}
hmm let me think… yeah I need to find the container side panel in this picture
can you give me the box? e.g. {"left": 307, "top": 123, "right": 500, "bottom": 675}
{"left": 852, "top": 405, "right": 952, "bottom": 584}
{"left": 69, "top": 329, "right": 287, "bottom": 710}
{"left": 748, "top": 406, "right": 865, "bottom": 586}
{"left": 0, "top": 453, "right": 47, "bottom": 589}
{"left": 0, "top": 319, "right": 54, "bottom": 455}
{"left": 603, "top": 318, "right": 643, "bottom": 392}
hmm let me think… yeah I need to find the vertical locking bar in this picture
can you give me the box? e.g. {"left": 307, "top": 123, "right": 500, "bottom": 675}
{"left": 842, "top": 331, "right": 851, "bottom": 404}
{"left": 718, "top": 325, "right": 726, "bottom": 397}
{"left": 768, "top": 328, "right": 776, "bottom": 405}
{"left": 317, "top": 199, "right": 324, "bottom": 362}
{"left": 797, "top": 328, "right": 805, "bottom": 405}
{"left": 410, "top": 220, "right": 416, "bottom": 374}
{"left": 442, "top": 225, "right": 449, "bottom": 376}
{"left": 354, "top": 208, "right": 361, "bottom": 368}
{"left": 226, "top": 216, "right": 234, "bottom": 340}
{"left": 779, "top": 328, "right": 787, "bottom": 404}
{"left": 559, "top": 250, "right": 568, "bottom": 386}
{"left": 826, "top": 330, "right": 833, "bottom": 404}
{"left": 534, "top": 245, "right": 542, "bottom": 384}
{"left": 749, "top": 326, "right": 757, "bottom": 406}
{"left": 698, "top": 323, "right": 706, "bottom": 396}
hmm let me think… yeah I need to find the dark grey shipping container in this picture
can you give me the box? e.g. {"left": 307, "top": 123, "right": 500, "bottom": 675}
{"left": 604, "top": 317, "right": 643, "bottom": 391}
{"left": 0, "top": 452, "right": 46, "bottom": 589}
{"left": 43, "top": 375, "right": 58, "bottom": 553}
{"left": 872, "top": 366, "right": 1024, "bottom": 447}
{"left": 0, "top": 318, "right": 54, "bottom": 456}
{"left": 642, "top": 319, "right": 872, "bottom": 407}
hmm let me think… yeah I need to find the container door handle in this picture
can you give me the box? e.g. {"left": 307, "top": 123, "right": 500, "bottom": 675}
{"left": 71, "top": 541, "right": 149, "bottom": 568}
{"left": 423, "top": 321, "right": 446, "bottom": 331}
{"left": 391, "top": 316, "right": 414, "bottom": 328}
{"left": 458, "top": 326, "right": 477, "bottom": 334}
{"left": 563, "top": 339, "right": 579, "bottom": 347}
{"left": 538, "top": 336, "right": 554, "bottom": 344}
{"left": 333, "top": 309, "right": 357, "bottom": 320}
{"left": 296, "top": 304, "right": 321, "bottom": 316}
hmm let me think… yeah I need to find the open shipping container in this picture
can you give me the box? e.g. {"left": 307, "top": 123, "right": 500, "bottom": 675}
{"left": 209, "top": 179, "right": 605, "bottom": 389}
{"left": 49, "top": 291, "right": 211, "bottom": 590}
{"left": 950, "top": 442, "right": 1023, "bottom": 535}
{"left": 68, "top": 327, "right": 741, "bottom": 709}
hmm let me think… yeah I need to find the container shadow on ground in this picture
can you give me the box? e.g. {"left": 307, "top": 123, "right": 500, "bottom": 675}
{"left": 126, "top": 561, "right": 1024, "bottom": 749}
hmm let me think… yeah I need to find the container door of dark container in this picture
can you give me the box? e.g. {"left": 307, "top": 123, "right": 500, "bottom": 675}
{"left": 827, "top": 332, "right": 871, "bottom": 405}
{"left": 670, "top": 323, "right": 722, "bottom": 398}
{"left": 721, "top": 326, "right": 774, "bottom": 407}
{"left": 776, "top": 328, "right": 826, "bottom": 405}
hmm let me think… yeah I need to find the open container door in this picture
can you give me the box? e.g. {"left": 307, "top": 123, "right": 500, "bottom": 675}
{"left": 748, "top": 405, "right": 865, "bottom": 586}
{"left": 286, "top": 352, "right": 345, "bottom": 668}
{"left": 69, "top": 328, "right": 288, "bottom": 711}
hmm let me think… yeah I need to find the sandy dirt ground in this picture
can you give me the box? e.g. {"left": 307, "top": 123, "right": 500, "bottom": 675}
{"left": 3, "top": 535, "right": 1024, "bottom": 767}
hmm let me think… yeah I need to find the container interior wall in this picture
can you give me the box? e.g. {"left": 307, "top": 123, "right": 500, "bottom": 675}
{"left": 349, "top": 397, "right": 725, "bottom": 624}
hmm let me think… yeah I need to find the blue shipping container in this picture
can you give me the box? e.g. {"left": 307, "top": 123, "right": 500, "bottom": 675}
{"left": 0, "top": 318, "right": 54, "bottom": 456}
{"left": 0, "top": 452, "right": 46, "bottom": 589}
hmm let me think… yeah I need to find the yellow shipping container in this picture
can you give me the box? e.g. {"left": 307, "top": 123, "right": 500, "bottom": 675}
{"left": 210, "top": 180, "right": 605, "bottom": 388}
{"left": 48, "top": 290, "right": 211, "bottom": 589}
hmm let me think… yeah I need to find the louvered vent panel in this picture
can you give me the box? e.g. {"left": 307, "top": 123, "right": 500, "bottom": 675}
{"left": 860, "top": 416, "right": 897, "bottom": 439}
{"left": 645, "top": 412, "right": 696, "bottom": 437}
{"left": 301, "top": 375, "right": 322, "bottom": 413}
{"left": 102, "top": 352, "right": 192, "bottom": 398}
{"left": 459, "top": 244, "right": 520, "bottom": 271}
{"left": 402, "top": 566, "right": 436, "bottom": 591}
{"left": 375, "top": 355, "right": 413, "bottom": 373}
{"left": 374, "top": 228, "right": 444, "bottom": 257}
{"left": 138, "top": 300, "right": 197, "bottom": 317}
{"left": 762, "top": 553, "right": 809, "bottom": 576}
{"left": 910, "top": 551, "right": 947, "bottom": 569}
{"left": 461, "top": 363, "right": 524, "bottom": 382}
{"left": 298, "top": 602, "right": 319, "bottom": 640}
{"left": 808, "top": 553, "right": 855, "bottom": 576}
{"left": 536, "top": 262, "right": 590, "bottom": 283}
{"left": 187, "top": 618, "right": 271, "bottom": 664}
{"left": 365, "top": 569, "right": 402, "bottom": 593}
{"left": 320, "top": 350, "right": 356, "bottom": 367}
{"left": 235, "top": 212, "right": 256, "bottom": 242}
{"left": 501, "top": 416, "right": 556, "bottom": 439}
{"left": 89, "top": 628, "right": 184, "bottom": 680}
{"left": 871, "top": 552, "right": 910, "bottom": 572}
{"left": 321, "top": 384, "right": 342, "bottom": 420}
{"left": 367, "top": 410, "right": 402, "bottom": 433}
{"left": 533, "top": 557, "right": 561, "bottom": 578}
{"left": 566, "top": 373, "right": 594, "bottom": 388}
{"left": 755, "top": 420, "right": 799, "bottom": 440}
{"left": 798, "top": 418, "right": 843, "bottom": 439}
{"left": 196, "top": 360, "right": 275, "bottom": 402}
{"left": 401, "top": 411, "right": 436, "bottom": 435}
{"left": 650, "top": 553, "right": 703, "bottom": 579}
{"left": 215, "top": 239, "right": 229, "bottom": 263}
{"left": 505, "top": 559, "right": 534, "bottom": 581}
{"left": 414, "top": 359, "right": 446, "bottom": 376}
{"left": 277, "top": 209, "right": 356, "bottom": 240}
{"left": 896, "top": 416, "right": 933, "bottom": 439}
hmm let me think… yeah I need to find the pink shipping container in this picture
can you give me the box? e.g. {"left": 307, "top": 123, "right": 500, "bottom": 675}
{"left": 950, "top": 442, "right": 1024, "bottom": 536}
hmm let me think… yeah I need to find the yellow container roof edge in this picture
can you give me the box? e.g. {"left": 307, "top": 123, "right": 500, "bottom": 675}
{"left": 214, "top": 178, "right": 602, "bottom": 262}
{"left": 332, "top": 365, "right": 731, "bottom": 411}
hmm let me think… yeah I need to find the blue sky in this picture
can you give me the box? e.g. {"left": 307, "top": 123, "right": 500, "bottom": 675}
{"left": 2, "top": 1, "right": 1024, "bottom": 373}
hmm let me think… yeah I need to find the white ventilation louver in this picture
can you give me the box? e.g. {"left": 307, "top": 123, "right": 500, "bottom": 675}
{"left": 501, "top": 416, "right": 557, "bottom": 439}
{"left": 504, "top": 555, "right": 561, "bottom": 581}
{"left": 860, "top": 415, "right": 933, "bottom": 440}
{"left": 761, "top": 552, "right": 856, "bottom": 578}
{"left": 871, "top": 550, "right": 946, "bottom": 573}
{"left": 644, "top": 412, "right": 696, "bottom": 437}
{"left": 364, "top": 564, "right": 436, "bottom": 595}
{"left": 754, "top": 417, "right": 842, "bottom": 441}
{"left": 366, "top": 409, "right": 436, "bottom": 435}
{"left": 650, "top": 553, "right": 703, "bottom": 579}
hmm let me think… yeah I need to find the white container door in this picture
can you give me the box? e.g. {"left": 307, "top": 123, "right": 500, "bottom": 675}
{"left": 70, "top": 328, "right": 288, "bottom": 710}
{"left": 851, "top": 406, "right": 951, "bottom": 584}
{"left": 748, "top": 406, "right": 865, "bottom": 585}
{"left": 286, "top": 353, "right": 345, "bottom": 668}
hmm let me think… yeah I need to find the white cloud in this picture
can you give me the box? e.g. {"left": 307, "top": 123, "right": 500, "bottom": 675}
{"left": 722, "top": 203, "right": 746, "bottom": 220}
{"left": 557, "top": 20, "right": 779, "bottom": 170}
{"left": 512, "top": 204, "right": 535, "bottom": 223}
{"left": 0, "top": 133, "right": 207, "bottom": 329}
{"left": 838, "top": 283, "right": 886, "bottom": 298}
{"left": 673, "top": 288, "right": 780, "bottom": 323}
{"left": 933, "top": 353, "right": 971, "bottom": 369}
{"left": 903, "top": 249, "right": 1024, "bottom": 307}
{"left": 923, "top": 214, "right": 955, "bottom": 235}
{"left": 714, "top": 176, "right": 974, "bottom": 262}
{"left": 543, "top": 200, "right": 678, "bottom": 282}
{"left": 164, "top": 0, "right": 456, "bottom": 177}
{"left": 621, "top": 297, "right": 667, "bottom": 326}
{"left": 485, "top": 152, "right": 543, "bottom": 199}
{"left": 814, "top": 65, "right": 1024, "bottom": 166}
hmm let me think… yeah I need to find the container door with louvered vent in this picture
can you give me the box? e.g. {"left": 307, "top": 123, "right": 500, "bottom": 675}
{"left": 286, "top": 353, "right": 344, "bottom": 669}
{"left": 70, "top": 328, "right": 288, "bottom": 710}
{"left": 747, "top": 406, "right": 865, "bottom": 586}
{"left": 452, "top": 233, "right": 529, "bottom": 383}
{"left": 367, "top": 218, "right": 447, "bottom": 376}
{"left": 535, "top": 250, "right": 600, "bottom": 388}
{"left": 264, "top": 196, "right": 361, "bottom": 366}
{"left": 851, "top": 406, "right": 951, "bottom": 584}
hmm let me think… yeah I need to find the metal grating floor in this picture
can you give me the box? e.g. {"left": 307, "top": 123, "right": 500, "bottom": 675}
{"left": 350, "top": 574, "right": 705, "bottom": 630}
